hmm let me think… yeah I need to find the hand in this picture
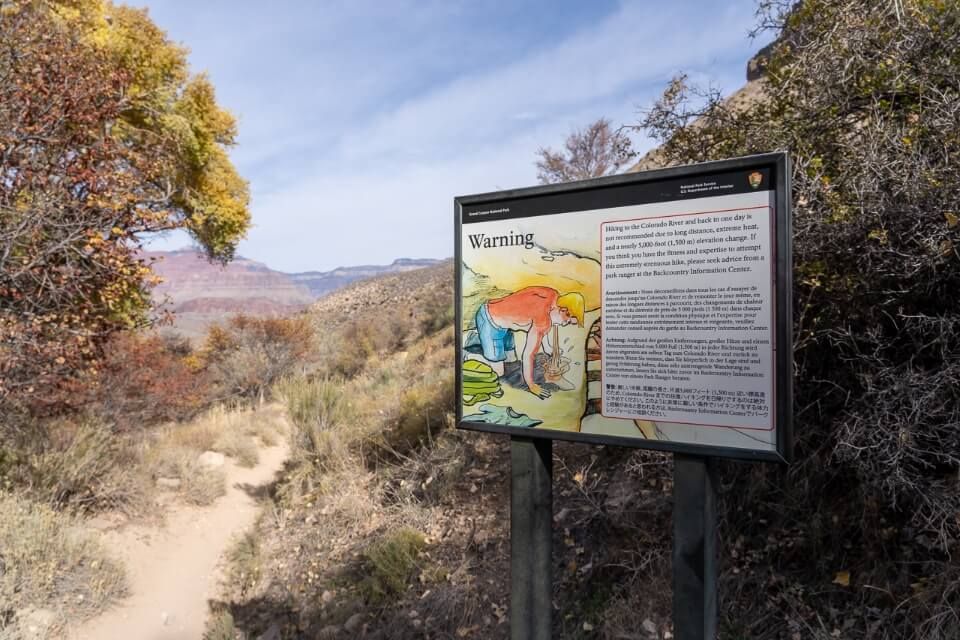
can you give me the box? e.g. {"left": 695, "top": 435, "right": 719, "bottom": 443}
{"left": 528, "top": 383, "right": 551, "bottom": 399}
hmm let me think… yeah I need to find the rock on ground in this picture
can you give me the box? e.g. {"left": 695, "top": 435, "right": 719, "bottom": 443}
{"left": 344, "top": 612, "right": 365, "bottom": 634}
{"left": 197, "top": 451, "right": 225, "bottom": 469}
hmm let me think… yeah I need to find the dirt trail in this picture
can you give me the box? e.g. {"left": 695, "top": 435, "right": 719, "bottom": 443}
{"left": 69, "top": 440, "right": 289, "bottom": 640}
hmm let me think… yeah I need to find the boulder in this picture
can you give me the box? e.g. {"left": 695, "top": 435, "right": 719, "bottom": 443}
{"left": 156, "top": 477, "right": 181, "bottom": 490}
{"left": 344, "top": 612, "right": 365, "bottom": 633}
{"left": 18, "top": 608, "right": 57, "bottom": 639}
{"left": 197, "top": 451, "right": 225, "bottom": 469}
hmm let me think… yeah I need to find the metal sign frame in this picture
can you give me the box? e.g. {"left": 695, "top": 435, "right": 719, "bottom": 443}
{"left": 454, "top": 153, "right": 792, "bottom": 463}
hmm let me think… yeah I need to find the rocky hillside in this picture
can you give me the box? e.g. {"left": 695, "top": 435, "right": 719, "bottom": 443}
{"left": 210, "top": 252, "right": 673, "bottom": 639}
{"left": 291, "top": 258, "right": 441, "bottom": 298}
{"left": 147, "top": 249, "right": 442, "bottom": 338}
{"left": 306, "top": 259, "right": 454, "bottom": 331}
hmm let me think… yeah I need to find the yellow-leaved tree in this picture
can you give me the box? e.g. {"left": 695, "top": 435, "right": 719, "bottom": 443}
{"left": 0, "top": 0, "right": 250, "bottom": 415}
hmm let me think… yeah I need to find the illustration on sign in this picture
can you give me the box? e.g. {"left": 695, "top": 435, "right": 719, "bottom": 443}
{"left": 456, "top": 155, "right": 791, "bottom": 460}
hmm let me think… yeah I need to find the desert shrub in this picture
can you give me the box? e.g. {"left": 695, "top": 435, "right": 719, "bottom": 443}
{"left": 178, "top": 458, "right": 227, "bottom": 506}
{"left": 277, "top": 377, "right": 352, "bottom": 469}
{"left": 4, "top": 331, "right": 212, "bottom": 429}
{"left": 326, "top": 350, "right": 365, "bottom": 380}
{"left": 16, "top": 417, "right": 146, "bottom": 513}
{"left": 226, "top": 530, "right": 263, "bottom": 598}
{"left": 204, "top": 315, "right": 314, "bottom": 403}
{"left": 359, "top": 528, "right": 426, "bottom": 604}
{"left": 634, "top": 0, "right": 960, "bottom": 635}
{"left": 417, "top": 291, "right": 455, "bottom": 337}
{"left": 326, "top": 315, "right": 412, "bottom": 379}
{"left": 202, "top": 609, "right": 237, "bottom": 640}
{"left": 90, "top": 332, "right": 212, "bottom": 431}
{"left": 381, "top": 372, "right": 455, "bottom": 455}
{"left": 28, "top": 418, "right": 119, "bottom": 509}
{"left": 214, "top": 428, "right": 259, "bottom": 468}
{"left": 146, "top": 445, "right": 226, "bottom": 506}
{"left": 0, "top": 492, "right": 127, "bottom": 629}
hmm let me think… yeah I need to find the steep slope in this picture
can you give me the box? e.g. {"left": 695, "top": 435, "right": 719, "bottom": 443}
{"left": 148, "top": 250, "right": 315, "bottom": 308}
{"left": 211, "top": 258, "right": 669, "bottom": 640}
{"left": 306, "top": 259, "right": 454, "bottom": 331}
{"left": 147, "top": 249, "right": 442, "bottom": 338}
{"left": 292, "top": 258, "right": 442, "bottom": 298}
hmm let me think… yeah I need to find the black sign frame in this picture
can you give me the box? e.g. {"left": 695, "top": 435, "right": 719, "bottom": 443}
{"left": 454, "top": 153, "right": 792, "bottom": 463}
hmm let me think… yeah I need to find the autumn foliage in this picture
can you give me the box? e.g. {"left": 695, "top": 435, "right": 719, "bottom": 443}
{"left": 203, "top": 315, "right": 315, "bottom": 403}
{"left": 0, "top": 1, "right": 249, "bottom": 416}
{"left": 89, "top": 333, "right": 210, "bottom": 431}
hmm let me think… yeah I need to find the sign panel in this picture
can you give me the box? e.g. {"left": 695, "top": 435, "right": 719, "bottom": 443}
{"left": 455, "top": 154, "right": 792, "bottom": 461}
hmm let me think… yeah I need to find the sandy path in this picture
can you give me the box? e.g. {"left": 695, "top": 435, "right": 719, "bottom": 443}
{"left": 69, "top": 440, "right": 288, "bottom": 640}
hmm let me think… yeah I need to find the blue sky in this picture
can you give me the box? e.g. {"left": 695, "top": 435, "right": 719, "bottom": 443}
{"left": 137, "top": 0, "right": 765, "bottom": 272}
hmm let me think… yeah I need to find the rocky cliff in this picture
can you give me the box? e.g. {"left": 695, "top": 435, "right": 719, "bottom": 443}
{"left": 147, "top": 249, "right": 442, "bottom": 337}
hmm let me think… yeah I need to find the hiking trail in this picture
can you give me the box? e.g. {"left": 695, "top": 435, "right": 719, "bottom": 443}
{"left": 69, "top": 435, "right": 289, "bottom": 640}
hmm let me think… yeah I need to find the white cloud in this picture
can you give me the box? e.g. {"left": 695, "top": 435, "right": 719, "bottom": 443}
{"left": 140, "top": 0, "right": 761, "bottom": 272}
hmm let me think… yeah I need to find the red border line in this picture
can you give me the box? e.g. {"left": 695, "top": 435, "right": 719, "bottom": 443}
{"left": 599, "top": 204, "right": 776, "bottom": 432}
{"left": 601, "top": 204, "right": 769, "bottom": 226}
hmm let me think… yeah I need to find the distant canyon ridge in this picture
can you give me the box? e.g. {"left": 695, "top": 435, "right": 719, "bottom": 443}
{"left": 146, "top": 249, "right": 441, "bottom": 337}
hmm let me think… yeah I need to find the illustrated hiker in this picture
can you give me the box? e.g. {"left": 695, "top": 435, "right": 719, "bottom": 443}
{"left": 468, "top": 286, "right": 584, "bottom": 399}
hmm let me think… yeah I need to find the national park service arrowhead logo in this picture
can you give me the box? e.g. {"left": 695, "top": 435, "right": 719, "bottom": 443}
{"left": 748, "top": 171, "right": 763, "bottom": 189}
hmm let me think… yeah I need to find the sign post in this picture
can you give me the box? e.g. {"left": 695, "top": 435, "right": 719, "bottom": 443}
{"left": 672, "top": 454, "right": 718, "bottom": 639}
{"left": 455, "top": 153, "right": 792, "bottom": 638}
{"left": 510, "top": 437, "right": 553, "bottom": 640}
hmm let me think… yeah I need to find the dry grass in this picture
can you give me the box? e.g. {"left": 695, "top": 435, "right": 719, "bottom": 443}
{"left": 282, "top": 329, "right": 454, "bottom": 464}
{"left": 214, "top": 426, "right": 506, "bottom": 638}
{"left": 225, "top": 529, "right": 263, "bottom": 598}
{"left": 358, "top": 528, "right": 426, "bottom": 604}
{"left": 8, "top": 404, "right": 287, "bottom": 513}
{"left": 0, "top": 492, "right": 127, "bottom": 637}
{"left": 216, "top": 319, "right": 681, "bottom": 640}
{"left": 243, "top": 403, "right": 285, "bottom": 446}
{"left": 159, "top": 415, "right": 222, "bottom": 453}
{"left": 386, "top": 374, "right": 454, "bottom": 454}
{"left": 2, "top": 416, "right": 151, "bottom": 516}
{"left": 157, "top": 404, "right": 283, "bottom": 457}
{"left": 214, "top": 428, "right": 259, "bottom": 468}
{"left": 209, "top": 329, "right": 504, "bottom": 638}
{"left": 144, "top": 445, "right": 227, "bottom": 506}
{"left": 0, "top": 402, "right": 288, "bottom": 637}
{"left": 275, "top": 377, "right": 352, "bottom": 476}
{"left": 179, "top": 458, "right": 227, "bottom": 506}
{"left": 146, "top": 403, "right": 287, "bottom": 495}
{"left": 277, "top": 326, "right": 456, "bottom": 499}
{"left": 202, "top": 609, "right": 237, "bottom": 640}
{"left": 146, "top": 402, "right": 290, "bottom": 506}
